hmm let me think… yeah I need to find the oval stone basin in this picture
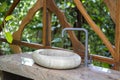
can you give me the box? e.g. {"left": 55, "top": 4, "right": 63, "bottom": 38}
{"left": 32, "top": 49, "right": 81, "bottom": 69}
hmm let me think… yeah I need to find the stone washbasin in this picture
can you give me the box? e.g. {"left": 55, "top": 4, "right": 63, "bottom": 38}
{"left": 32, "top": 49, "right": 81, "bottom": 69}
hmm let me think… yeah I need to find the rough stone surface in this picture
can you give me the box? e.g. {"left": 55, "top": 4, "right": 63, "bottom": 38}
{"left": 32, "top": 49, "right": 81, "bottom": 69}
{"left": 0, "top": 52, "right": 120, "bottom": 80}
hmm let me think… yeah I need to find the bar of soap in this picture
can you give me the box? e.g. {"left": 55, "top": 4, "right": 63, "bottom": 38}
{"left": 32, "top": 49, "right": 81, "bottom": 69}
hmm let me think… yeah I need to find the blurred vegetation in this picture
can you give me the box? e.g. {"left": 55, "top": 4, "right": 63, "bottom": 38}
{"left": 0, "top": 0, "right": 115, "bottom": 68}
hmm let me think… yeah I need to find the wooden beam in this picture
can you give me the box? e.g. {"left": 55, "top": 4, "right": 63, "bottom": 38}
{"left": 42, "top": 0, "right": 52, "bottom": 46}
{"left": 0, "top": 38, "right": 44, "bottom": 49}
{"left": 73, "top": 0, "right": 115, "bottom": 58}
{"left": 114, "top": 0, "right": 120, "bottom": 70}
{"left": 91, "top": 54, "right": 115, "bottom": 65}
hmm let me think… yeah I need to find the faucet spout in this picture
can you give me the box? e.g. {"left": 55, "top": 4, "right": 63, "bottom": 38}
{"left": 61, "top": 28, "right": 89, "bottom": 67}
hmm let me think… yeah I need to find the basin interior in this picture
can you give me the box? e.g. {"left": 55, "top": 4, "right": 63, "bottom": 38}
{"left": 37, "top": 49, "right": 75, "bottom": 57}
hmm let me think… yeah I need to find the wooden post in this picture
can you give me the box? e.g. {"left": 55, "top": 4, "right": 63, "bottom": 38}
{"left": 42, "top": 0, "right": 52, "bottom": 47}
{"left": 114, "top": 0, "right": 120, "bottom": 70}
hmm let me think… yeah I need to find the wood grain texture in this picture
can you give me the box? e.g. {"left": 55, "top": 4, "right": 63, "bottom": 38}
{"left": 114, "top": 0, "right": 120, "bottom": 70}
{"left": 42, "top": 0, "right": 52, "bottom": 46}
{"left": 73, "top": 0, "right": 115, "bottom": 58}
{"left": 0, "top": 53, "right": 120, "bottom": 80}
{"left": 92, "top": 54, "right": 115, "bottom": 65}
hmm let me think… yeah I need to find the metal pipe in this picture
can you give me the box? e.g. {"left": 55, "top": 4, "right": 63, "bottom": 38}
{"left": 62, "top": 28, "right": 88, "bottom": 67}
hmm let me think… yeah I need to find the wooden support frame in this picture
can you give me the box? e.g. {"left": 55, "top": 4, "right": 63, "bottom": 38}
{"left": 114, "top": 0, "right": 120, "bottom": 70}
{"left": 9, "top": 0, "right": 85, "bottom": 54}
{"left": 47, "top": 0, "right": 85, "bottom": 54}
{"left": 42, "top": 0, "right": 52, "bottom": 46}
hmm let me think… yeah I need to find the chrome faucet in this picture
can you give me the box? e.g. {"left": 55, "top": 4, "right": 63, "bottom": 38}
{"left": 62, "top": 28, "right": 89, "bottom": 67}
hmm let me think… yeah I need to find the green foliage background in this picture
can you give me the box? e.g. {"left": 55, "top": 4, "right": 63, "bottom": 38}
{"left": 0, "top": 0, "right": 115, "bottom": 68}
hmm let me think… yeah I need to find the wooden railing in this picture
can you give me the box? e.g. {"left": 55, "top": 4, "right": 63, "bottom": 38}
{"left": 0, "top": 0, "right": 119, "bottom": 70}
{"left": 0, "top": 37, "right": 115, "bottom": 65}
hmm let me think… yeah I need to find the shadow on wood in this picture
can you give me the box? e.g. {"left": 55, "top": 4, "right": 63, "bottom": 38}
{"left": 1, "top": 71, "right": 33, "bottom": 80}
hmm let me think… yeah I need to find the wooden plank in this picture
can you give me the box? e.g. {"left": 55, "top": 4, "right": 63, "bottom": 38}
{"left": 114, "top": 0, "right": 120, "bottom": 70}
{"left": 91, "top": 54, "right": 115, "bottom": 65}
{"left": 42, "top": 0, "right": 52, "bottom": 46}
{"left": 73, "top": 0, "right": 115, "bottom": 59}
{"left": 0, "top": 38, "right": 45, "bottom": 49}
{"left": 0, "top": 53, "right": 120, "bottom": 80}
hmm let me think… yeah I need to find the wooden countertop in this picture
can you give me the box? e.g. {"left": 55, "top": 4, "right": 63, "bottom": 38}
{"left": 0, "top": 52, "right": 120, "bottom": 80}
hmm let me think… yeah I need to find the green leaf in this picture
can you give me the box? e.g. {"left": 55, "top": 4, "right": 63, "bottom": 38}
{"left": 0, "top": 20, "right": 2, "bottom": 25}
{"left": 0, "top": 2, "right": 7, "bottom": 12}
{"left": 5, "top": 32, "right": 13, "bottom": 43}
{"left": 5, "top": 15, "right": 14, "bottom": 21}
